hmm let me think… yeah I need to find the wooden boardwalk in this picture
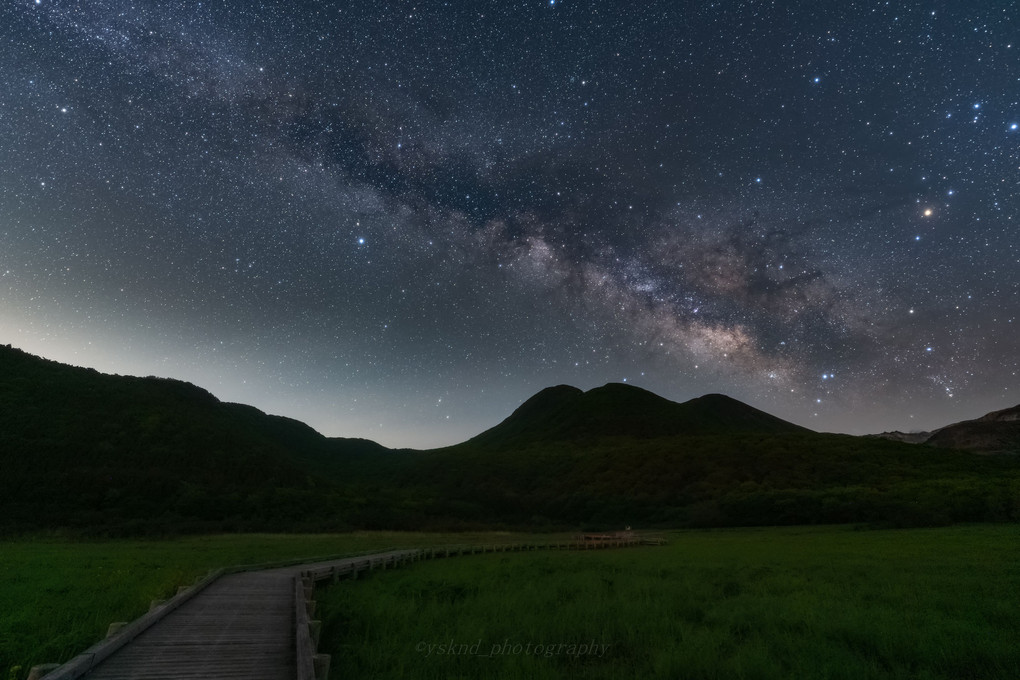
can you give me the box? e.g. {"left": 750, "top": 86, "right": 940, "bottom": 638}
{"left": 43, "top": 538, "right": 663, "bottom": 680}
{"left": 50, "top": 550, "right": 417, "bottom": 680}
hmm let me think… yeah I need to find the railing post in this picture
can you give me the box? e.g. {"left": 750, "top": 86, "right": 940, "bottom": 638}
{"left": 295, "top": 576, "right": 315, "bottom": 680}
{"left": 106, "top": 622, "right": 128, "bottom": 638}
{"left": 309, "top": 620, "right": 322, "bottom": 647}
{"left": 313, "top": 654, "right": 331, "bottom": 680}
{"left": 27, "top": 664, "right": 61, "bottom": 680}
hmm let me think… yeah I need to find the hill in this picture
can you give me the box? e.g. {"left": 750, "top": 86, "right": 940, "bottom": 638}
{"left": 466, "top": 383, "right": 807, "bottom": 448}
{"left": 868, "top": 405, "right": 1020, "bottom": 454}
{"left": 0, "top": 344, "right": 391, "bottom": 534}
{"left": 865, "top": 431, "right": 933, "bottom": 444}
{"left": 924, "top": 405, "right": 1020, "bottom": 454}
{"left": 2, "top": 344, "right": 1019, "bottom": 534}
{"left": 409, "top": 385, "right": 1019, "bottom": 530}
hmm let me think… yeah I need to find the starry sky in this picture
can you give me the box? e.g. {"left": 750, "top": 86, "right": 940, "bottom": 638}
{"left": 1, "top": 0, "right": 1017, "bottom": 448}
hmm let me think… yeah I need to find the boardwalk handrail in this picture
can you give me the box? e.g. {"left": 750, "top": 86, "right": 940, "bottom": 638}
{"left": 290, "top": 537, "right": 666, "bottom": 679}
{"left": 295, "top": 575, "right": 317, "bottom": 680}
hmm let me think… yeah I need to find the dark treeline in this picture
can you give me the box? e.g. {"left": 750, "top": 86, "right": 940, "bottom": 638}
{"left": 2, "top": 345, "right": 1018, "bottom": 536}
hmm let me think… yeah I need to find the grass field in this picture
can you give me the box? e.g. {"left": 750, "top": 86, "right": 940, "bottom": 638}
{"left": 0, "top": 530, "right": 547, "bottom": 678}
{"left": 316, "top": 525, "right": 1020, "bottom": 680}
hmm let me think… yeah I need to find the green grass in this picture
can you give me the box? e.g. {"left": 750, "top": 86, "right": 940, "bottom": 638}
{"left": 316, "top": 525, "right": 1020, "bottom": 679}
{"left": 0, "top": 531, "right": 550, "bottom": 678}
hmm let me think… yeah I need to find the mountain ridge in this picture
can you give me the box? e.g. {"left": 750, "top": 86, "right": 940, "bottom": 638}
{"left": 4, "top": 343, "right": 1019, "bottom": 535}
{"left": 924, "top": 404, "right": 1020, "bottom": 453}
{"left": 869, "top": 404, "right": 1020, "bottom": 454}
{"left": 466, "top": 382, "right": 809, "bottom": 449}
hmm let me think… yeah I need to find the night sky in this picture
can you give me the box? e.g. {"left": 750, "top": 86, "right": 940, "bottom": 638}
{"left": 1, "top": 1, "right": 1017, "bottom": 448}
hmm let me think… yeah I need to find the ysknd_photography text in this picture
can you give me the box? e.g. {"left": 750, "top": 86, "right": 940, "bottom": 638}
{"left": 415, "top": 638, "right": 612, "bottom": 659}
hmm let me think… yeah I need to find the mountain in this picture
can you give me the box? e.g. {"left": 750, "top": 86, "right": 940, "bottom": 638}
{"left": 410, "top": 385, "right": 1018, "bottom": 529}
{"left": 465, "top": 382, "right": 808, "bottom": 448}
{"left": 3, "top": 344, "right": 1019, "bottom": 535}
{"left": 868, "top": 405, "right": 1020, "bottom": 454}
{"left": 865, "top": 431, "right": 933, "bottom": 444}
{"left": 924, "top": 405, "right": 1020, "bottom": 454}
{"left": 0, "top": 344, "right": 391, "bottom": 534}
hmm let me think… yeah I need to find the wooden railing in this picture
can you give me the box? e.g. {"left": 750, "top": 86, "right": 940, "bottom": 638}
{"left": 292, "top": 536, "right": 666, "bottom": 679}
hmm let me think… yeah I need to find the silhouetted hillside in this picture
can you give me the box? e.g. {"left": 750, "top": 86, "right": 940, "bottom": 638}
{"left": 3, "top": 344, "right": 1019, "bottom": 535}
{"left": 407, "top": 430, "right": 1020, "bottom": 529}
{"left": 866, "top": 431, "right": 933, "bottom": 444}
{"left": 467, "top": 383, "right": 807, "bottom": 448}
{"left": 0, "top": 344, "right": 391, "bottom": 534}
{"left": 925, "top": 405, "right": 1020, "bottom": 454}
{"left": 868, "top": 405, "right": 1020, "bottom": 454}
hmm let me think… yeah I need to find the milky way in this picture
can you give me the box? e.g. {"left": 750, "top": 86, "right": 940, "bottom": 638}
{"left": 1, "top": 0, "right": 1017, "bottom": 447}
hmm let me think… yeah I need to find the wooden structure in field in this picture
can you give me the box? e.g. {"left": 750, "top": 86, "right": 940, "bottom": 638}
{"left": 576, "top": 529, "right": 638, "bottom": 546}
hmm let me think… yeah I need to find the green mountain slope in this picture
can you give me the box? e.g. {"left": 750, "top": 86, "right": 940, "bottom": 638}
{"left": 3, "top": 344, "right": 1018, "bottom": 535}
{"left": 0, "top": 344, "right": 390, "bottom": 534}
{"left": 406, "top": 431, "right": 1020, "bottom": 529}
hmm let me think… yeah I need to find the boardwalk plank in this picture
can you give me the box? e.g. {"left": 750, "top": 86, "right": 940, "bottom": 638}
{"left": 85, "top": 572, "right": 294, "bottom": 680}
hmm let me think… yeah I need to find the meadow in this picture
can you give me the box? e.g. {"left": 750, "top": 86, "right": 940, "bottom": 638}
{"left": 0, "top": 530, "right": 547, "bottom": 678}
{"left": 316, "top": 525, "right": 1020, "bottom": 680}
